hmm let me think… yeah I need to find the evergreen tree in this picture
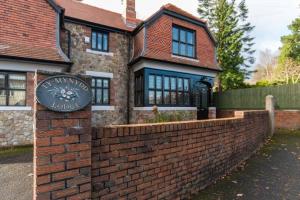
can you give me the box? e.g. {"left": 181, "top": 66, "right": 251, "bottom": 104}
{"left": 198, "top": 0, "right": 255, "bottom": 90}
{"left": 279, "top": 18, "right": 300, "bottom": 64}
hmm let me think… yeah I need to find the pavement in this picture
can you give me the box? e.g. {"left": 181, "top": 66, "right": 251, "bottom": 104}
{"left": 0, "top": 150, "right": 33, "bottom": 200}
{"left": 192, "top": 130, "right": 300, "bottom": 200}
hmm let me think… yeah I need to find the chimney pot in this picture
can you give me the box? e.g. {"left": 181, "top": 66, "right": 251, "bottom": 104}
{"left": 123, "top": 0, "right": 137, "bottom": 27}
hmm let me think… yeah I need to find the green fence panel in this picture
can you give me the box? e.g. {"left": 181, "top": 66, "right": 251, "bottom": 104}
{"left": 213, "top": 83, "right": 300, "bottom": 110}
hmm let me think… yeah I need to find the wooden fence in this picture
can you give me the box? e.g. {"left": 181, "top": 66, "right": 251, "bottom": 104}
{"left": 214, "top": 83, "right": 300, "bottom": 109}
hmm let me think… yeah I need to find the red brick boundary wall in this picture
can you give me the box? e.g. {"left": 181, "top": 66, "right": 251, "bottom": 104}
{"left": 218, "top": 109, "right": 300, "bottom": 130}
{"left": 33, "top": 72, "right": 92, "bottom": 200}
{"left": 92, "top": 111, "right": 269, "bottom": 199}
{"left": 275, "top": 110, "right": 300, "bottom": 130}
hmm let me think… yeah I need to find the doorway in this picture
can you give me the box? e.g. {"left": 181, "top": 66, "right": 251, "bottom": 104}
{"left": 193, "top": 81, "right": 212, "bottom": 120}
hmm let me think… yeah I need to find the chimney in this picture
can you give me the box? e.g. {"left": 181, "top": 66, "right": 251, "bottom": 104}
{"left": 123, "top": 0, "right": 137, "bottom": 27}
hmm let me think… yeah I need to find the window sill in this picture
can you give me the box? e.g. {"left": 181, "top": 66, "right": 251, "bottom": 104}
{"left": 171, "top": 55, "right": 199, "bottom": 62}
{"left": 86, "top": 49, "right": 114, "bottom": 57}
{"left": 133, "top": 107, "right": 197, "bottom": 111}
{"left": 0, "top": 106, "right": 32, "bottom": 111}
{"left": 92, "top": 106, "right": 115, "bottom": 111}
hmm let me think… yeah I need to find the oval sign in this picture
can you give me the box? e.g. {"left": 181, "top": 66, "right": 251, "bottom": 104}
{"left": 36, "top": 75, "right": 92, "bottom": 112}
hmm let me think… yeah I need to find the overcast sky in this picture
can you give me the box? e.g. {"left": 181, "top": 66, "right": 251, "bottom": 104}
{"left": 83, "top": 0, "right": 299, "bottom": 66}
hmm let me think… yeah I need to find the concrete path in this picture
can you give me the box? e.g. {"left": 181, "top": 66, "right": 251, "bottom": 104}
{"left": 193, "top": 130, "right": 300, "bottom": 200}
{"left": 0, "top": 151, "right": 33, "bottom": 200}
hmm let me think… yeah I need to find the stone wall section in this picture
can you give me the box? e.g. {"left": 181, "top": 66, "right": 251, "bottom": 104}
{"left": 64, "top": 22, "right": 130, "bottom": 126}
{"left": 92, "top": 110, "right": 269, "bottom": 199}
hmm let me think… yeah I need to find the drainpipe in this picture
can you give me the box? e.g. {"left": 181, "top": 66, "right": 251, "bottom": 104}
{"left": 126, "top": 34, "right": 132, "bottom": 124}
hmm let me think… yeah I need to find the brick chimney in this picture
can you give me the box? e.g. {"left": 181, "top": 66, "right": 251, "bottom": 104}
{"left": 123, "top": 0, "right": 137, "bottom": 27}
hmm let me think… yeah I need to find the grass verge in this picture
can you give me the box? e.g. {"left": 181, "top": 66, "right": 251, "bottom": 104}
{"left": 0, "top": 145, "right": 33, "bottom": 159}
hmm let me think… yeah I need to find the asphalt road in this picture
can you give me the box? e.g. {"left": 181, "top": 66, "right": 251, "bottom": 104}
{"left": 0, "top": 152, "right": 33, "bottom": 200}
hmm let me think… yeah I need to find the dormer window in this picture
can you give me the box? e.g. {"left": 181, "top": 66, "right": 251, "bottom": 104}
{"left": 91, "top": 30, "right": 109, "bottom": 52}
{"left": 172, "top": 25, "right": 196, "bottom": 58}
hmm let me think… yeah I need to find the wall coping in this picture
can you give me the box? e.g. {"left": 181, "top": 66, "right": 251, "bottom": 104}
{"left": 96, "top": 110, "right": 268, "bottom": 129}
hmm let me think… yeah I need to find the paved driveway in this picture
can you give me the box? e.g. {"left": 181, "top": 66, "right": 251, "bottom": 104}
{"left": 193, "top": 130, "right": 300, "bottom": 200}
{"left": 0, "top": 151, "right": 32, "bottom": 200}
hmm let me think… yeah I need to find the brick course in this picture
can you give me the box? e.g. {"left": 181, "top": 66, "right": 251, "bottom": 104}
{"left": 33, "top": 72, "right": 92, "bottom": 200}
{"left": 92, "top": 111, "right": 269, "bottom": 199}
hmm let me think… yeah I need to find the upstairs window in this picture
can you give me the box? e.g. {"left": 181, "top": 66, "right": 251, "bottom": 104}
{"left": 172, "top": 26, "right": 196, "bottom": 58}
{"left": 91, "top": 30, "right": 109, "bottom": 52}
{"left": 0, "top": 72, "right": 26, "bottom": 106}
{"left": 91, "top": 77, "right": 110, "bottom": 105}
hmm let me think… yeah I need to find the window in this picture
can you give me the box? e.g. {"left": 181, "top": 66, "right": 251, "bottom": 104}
{"left": 147, "top": 74, "right": 190, "bottom": 106}
{"left": 172, "top": 26, "right": 196, "bottom": 58}
{"left": 91, "top": 30, "right": 109, "bottom": 52}
{"left": 91, "top": 77, "right": 110, "bottom": 105}
{"left": 134, "top": 74, "right": 144, "bottom": 106}
{"left": 0, "top": 72, "right": 26, "bottom": 106}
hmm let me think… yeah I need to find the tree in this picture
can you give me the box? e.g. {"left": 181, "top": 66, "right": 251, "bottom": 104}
{"left": 253, "top": 49, "right": 277, "bottom": 83}
{"left": 275, "top": 58, "right": 300, "bottom": 84}
{"left": 279, "top": 18, "right": 300, "bottom": 64}
{"left": 198, "top": 0, "right": 255, "bottom": 90}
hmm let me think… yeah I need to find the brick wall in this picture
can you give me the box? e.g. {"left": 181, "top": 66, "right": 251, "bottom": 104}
{"left": 275, "top": 110, "right": 300, "bottom": 130}
{"left": 91, "top": 110, "right": 269, "bottom": 199}
{"left": 33, "top": 72, "right": 92, "bottom": 200}
{"left": 218, "top": 109, "right": 300, "bottom": 130}
{"left": 143, "top": 14, "right": 217, "bottom": 69}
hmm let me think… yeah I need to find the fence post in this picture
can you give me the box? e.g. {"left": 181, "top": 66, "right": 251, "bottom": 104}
{"left": 33, "top": 72, "right": 92, "bottom": 200}
{"left": 266, "top": 95, "right": 275, "bottom": 136}
{"left": 208, "top": 107, "right": 217, "bottom": 119}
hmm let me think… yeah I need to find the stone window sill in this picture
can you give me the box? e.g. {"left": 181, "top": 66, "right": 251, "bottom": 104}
{"left": 86, "top": 49, "right": 114, "bottom": 57}
{"left": 133, "top": 107, "right": 197, "bottom": 111}
{"left": 0, "top": 106, "right": 32, "bottom": 111}
{"left": 171, "top": 55, "right": 200, "bottom": 63}
{"left": 92, "top": 106, "right": 115, "bottom": 111}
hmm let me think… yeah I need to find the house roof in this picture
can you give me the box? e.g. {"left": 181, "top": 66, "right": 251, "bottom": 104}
{"left": 0, "top": 42, "right": 70, "bottom": 65}
{"left": 55, "top": 0, "right": 142, "bottom": 32}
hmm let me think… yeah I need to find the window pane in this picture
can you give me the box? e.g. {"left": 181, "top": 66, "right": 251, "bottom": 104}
{"left": 171, "top": 92, "right": 176, "bottom": 104}
{"left": 0, "top": 74, "right": 5, "bottom": 88}
{"left": 177, "top": 78, "right": 183, "bottom": 91}
{"left": 103, "top": 79, "right": 109, "bottom": 88}
{"left": 91, "top": 79, "right": 95, "bottom": 87}
{"left": 180, "top": 43, "right": 186, "bottom": 56}
{"left": 0, "top": 90, "right": 6, "bottom": 105}
{"left": 156, "top": 91, "right": 162, "bottom": 105}
{"left": 92, "top": 89, "right": 95, "bottom": 104}
{"left": 180, "top": 29, "right": 186, "bottom": 42}
{"left": 172, "top": 27, "right": 179, "bottom": 40}
{"left": 187, "top": 45, "right": 194, "bottom": 58}
{"left": 103, "top": 89, "right": 109, "bottom": 104}
{"left": 178, "top": 92, "right": 184, "bottom": 105}
{"left": 149, "top": 75, "right": 155, "bottom": 89}
{"left": 97, "top": 33, "right": 102, "bottom": 50}
{"left": 184, "top": 93, "right": 190, "bottom": 105}
{"left": 164, "top": 91, "right": 170, "bottom": 105}
{"left": 187, "top": 32, "right": 194, "bottom": 44}
{"left": 156, "top": 76, "right": 162, "bottom": 89}
{"left": 171, "top": 78, "right": 176, "bottom": 90}
{"left": 9, "top": 74, "right": 26, "bottom": 89}
{"left": 172, "top": 42, "right": 179, "bottom": 55}
{"left": 96, "top": 89, "right": 102, "bottom": 104}
{"left": 8, "top": 90, "right": 25, "bottom": 106}
{"left": 149, "top": 91, "right": 155, "bottom": 104}
{"left": 92, "top": 32, "right": 97, "bottom": 49}
{"left": 184, "top": 79, "right": 189, "bottom": 91}
{"left": 96, "top": 79, "right": 102, "bottom": 87}
{"left": 103, "top": 34, "right": 108, "bottom": 51}
{"left": 164, "top": 77, "right": 170, "bottom": 90}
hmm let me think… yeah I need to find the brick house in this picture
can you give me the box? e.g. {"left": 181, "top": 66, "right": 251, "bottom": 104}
{"left": 0, "top": 0, "right": 220, "bottom": 146}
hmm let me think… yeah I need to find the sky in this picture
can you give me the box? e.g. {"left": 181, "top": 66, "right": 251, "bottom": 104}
{"left": 83, "top": 0, "right": 299, "bottom": 67}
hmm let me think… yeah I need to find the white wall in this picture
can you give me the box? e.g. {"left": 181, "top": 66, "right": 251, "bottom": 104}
{"left": 0, "top": 60, "right": 68, "bottom": 72}
{"left": 132, "top": 60, "right": 218, "bottom": 78}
